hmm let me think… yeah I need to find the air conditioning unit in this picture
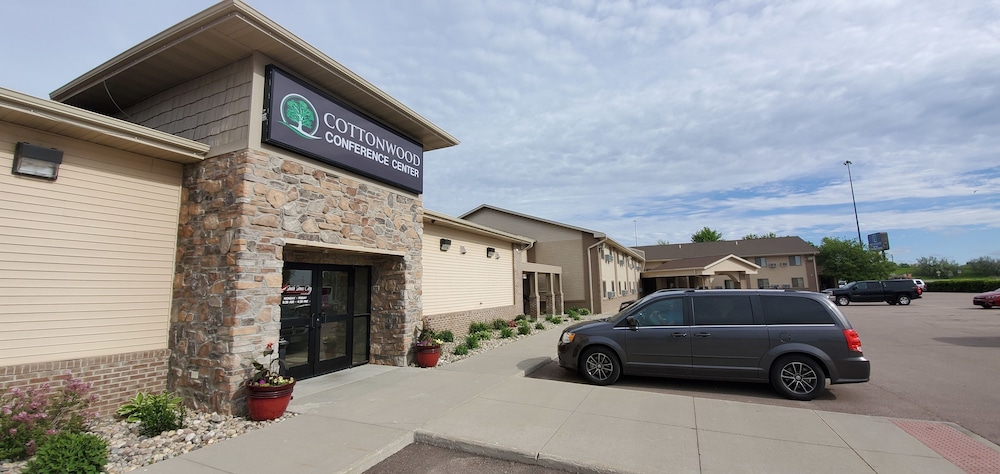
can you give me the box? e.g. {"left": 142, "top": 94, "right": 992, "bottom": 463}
{"left": 780, "top": 263, "right": 788, "bottom": 267}
{"left": 606, "top": 291, "right": 615, "bottom": 299}
{"left": 769, "top": 263, "right": 777, "bottom": 268}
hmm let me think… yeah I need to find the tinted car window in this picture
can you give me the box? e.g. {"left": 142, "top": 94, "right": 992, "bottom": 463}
{"left": 631, "top": 297, "right": 685, "bottom": 327}
{"left": 692, "top": 295, "right": 754, "bottom": 325}
{"left": 760, "top": 295, "right": 834, "bottom": 324}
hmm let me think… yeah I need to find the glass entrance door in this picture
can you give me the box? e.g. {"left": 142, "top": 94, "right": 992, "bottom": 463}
{"left": 280, "top": 264, "right": 370, "bottom": 380}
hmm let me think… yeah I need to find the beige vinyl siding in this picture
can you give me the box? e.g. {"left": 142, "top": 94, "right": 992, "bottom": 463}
{"left": 423, "top": 224, "right": 514, "bottom": 316}
{"left": 533, "top": 240, "right": 585, "bottom": 301}
{"left": 0, "top": 130, "right": 183, "bottom": 366}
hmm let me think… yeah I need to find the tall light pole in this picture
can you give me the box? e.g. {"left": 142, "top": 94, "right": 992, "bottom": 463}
{"left": 844, "top": 160, "right": 862, "bottom": 246}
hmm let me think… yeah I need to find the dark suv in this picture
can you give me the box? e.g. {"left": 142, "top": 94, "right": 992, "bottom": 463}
{"left": 557, "top": 289, "right": 870, "bottom": 400}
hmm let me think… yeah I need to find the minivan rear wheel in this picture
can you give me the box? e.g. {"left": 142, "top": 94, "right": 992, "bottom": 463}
{"left": 771, "top": 355, "right": 826, "bottom": 401}
{"left": 580, "top": 347, "right": 621, "bottom": 385}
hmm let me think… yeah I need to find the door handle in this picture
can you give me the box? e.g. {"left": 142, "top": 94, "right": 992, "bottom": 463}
{"left": 671, "top": 332, "right": 688, "bottom": 338}
{"left": 693, "top": 332, "right": 712, "bottom": 338}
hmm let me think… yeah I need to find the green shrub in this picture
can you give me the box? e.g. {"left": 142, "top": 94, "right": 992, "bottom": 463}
{"left": 465, "top": 334, "right": 480, "bottom": 349}
{"left": 577, "top": 308, "right": 591, "bottom": 315}
{"left": 927, "top": 278, "right": 1000, "bottom": 293}
{"left": 437, "top": 330, "right": 455, "bottom": 343}
{"left": 517, "top": 323, "right": 531, "bottom": 335}
{"left": 116, "top": 391, "right": 185, "bottom": 437}
{"left": 453, "top": 344, "right": 469, "bottom": 356}
{"left": 474, "top": 330, "right": 492, "bottom": 341}
{"left": 23, "top": 432, "right": 107, "bottom": 474}
{"left": 534, "top": 322, "right": 545, "bottom": 330}
{"left": 492, "top": 318, "right": 508, "bottom": 330}
{"left": 0, "top": 377, "right": 97, "bottom": 461}
{"left": 566, "top": 308, "right": 579, "bottom": 317}
{"left": 469, "top": 321, "right": 490, "bottom": 333}
{"left": 500, "top": 327, "right": 514, "bottom": 338}
{"left": 550, "top": 316, "right": 563, "bottom": 324}
{"left": 514, "top": 314, "right": 527, "bottom": 321}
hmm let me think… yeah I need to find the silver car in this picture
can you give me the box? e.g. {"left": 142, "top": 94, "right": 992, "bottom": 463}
{"left": 557, "top": 289, "right": 870, "bottom": 400}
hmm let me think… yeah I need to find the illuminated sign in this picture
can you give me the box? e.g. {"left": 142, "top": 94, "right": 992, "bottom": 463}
{"left": 263, "top": 66, "right": 424, "bottom": 193}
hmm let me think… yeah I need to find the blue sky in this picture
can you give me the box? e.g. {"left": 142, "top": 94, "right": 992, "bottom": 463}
{"left": 2, "top": 1, "right": 998, "bottom": 265}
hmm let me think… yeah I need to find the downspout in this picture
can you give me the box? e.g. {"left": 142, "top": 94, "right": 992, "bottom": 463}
{"left": 586, "top": 238, "right": 607, "bottom": 314}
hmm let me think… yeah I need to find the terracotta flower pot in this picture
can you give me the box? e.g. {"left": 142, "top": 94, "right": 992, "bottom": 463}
{"left": 246, "top": 381, "right": 295, "bottom": 421}
{"left": 415, "top": 344, "right": 441, "bottom": 368}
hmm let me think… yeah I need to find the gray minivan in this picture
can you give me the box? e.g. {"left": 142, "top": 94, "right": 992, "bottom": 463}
{"left": 557, "top": 289, "right": 870, "bottom": 400}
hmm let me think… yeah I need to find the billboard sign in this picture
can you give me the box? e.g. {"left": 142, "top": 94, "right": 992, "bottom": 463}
{"left": 867, "top": 232, "right": 890, "bottom": 251}
{"left": 263, "top": 66, "right": 424, "bottom": 193}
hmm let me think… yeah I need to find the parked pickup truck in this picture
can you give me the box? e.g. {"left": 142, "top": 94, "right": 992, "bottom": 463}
{"left": 823, "top": 280, "right": 922, "bottom": 306}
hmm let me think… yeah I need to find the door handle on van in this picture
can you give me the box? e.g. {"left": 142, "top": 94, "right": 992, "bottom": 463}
{"left": 693, "top": 332, "right": 712, "bottom": 338}
{"left": 671, "top": 332, "right": 688, "bottom": 338}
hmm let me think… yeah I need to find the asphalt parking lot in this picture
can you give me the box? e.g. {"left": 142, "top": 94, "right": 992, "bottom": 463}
{"left": 528, "top": 292, "right": 1000, "bottom": 446}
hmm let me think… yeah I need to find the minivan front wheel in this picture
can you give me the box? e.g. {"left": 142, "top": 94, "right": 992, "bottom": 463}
{"left": 771, "top": 355, "right": 826, "bottom": 401}
{"left": 580, "top": 347, "right": 621, "bottom": 386}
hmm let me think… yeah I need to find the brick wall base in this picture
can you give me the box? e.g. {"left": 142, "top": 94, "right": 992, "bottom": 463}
{"left": 422, "top": 305, "right": 521, "bottom": 343}
{"left": 0, "top": 349, "right": 170, "bottom": 418}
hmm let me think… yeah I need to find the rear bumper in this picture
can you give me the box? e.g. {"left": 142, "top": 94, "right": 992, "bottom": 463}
{"left": 831, "top": 356, "right": 870, "bottom": 384}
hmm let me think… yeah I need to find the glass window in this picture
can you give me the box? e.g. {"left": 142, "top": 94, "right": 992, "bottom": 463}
{"left": 791, "top": 277, "right": 805, "bottom": 288}
{"left": 761, "top": 296, "right": 834, "bottom": 324}
{"left": 789, "top": 255, "right": 802, "bottom": 266}
{"left": 632, "top": 297, "right": 685, "bottom": 327}
{"left": 757, "top": 278, "right": 770, "bottom": 289}
{"left": 754, "top": 257, "right": 766, "bottom": 266}
{"left": 692, "top": 295, "right": 754, "bottom": 325}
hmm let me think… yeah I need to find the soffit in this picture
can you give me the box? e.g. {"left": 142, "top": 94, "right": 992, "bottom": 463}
{"left": 50, "top": 0, "right": 458, "bottom": 151}
{"left": 0, "top": 87, "right": 209, "bottom": 163}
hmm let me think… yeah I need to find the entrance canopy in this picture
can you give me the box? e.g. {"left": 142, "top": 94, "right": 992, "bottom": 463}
{"left": 642, "top": 254, "right": 759, "bottom": 289}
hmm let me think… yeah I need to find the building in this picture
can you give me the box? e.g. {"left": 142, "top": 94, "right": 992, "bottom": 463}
{"left": 1, "top": 0, "right": 471, "bottom": 416}
{"left": 461, "top": 205, "right": 644, "bottom": 314}
{"left": 634, "top": 237, "right": 820, "bottom": 292}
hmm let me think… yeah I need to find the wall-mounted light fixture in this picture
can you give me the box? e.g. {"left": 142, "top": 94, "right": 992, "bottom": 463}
{"left": 13, "top": 142, "right": 63, "bottom": 180}
{"left": 486, "top": 247, "right": 496, "bottom": 258}
{"left": 460, "top": 246, "right": 467, "bottom": 254}
{"left": 439, "top": 238, "right": 451, "bottom": 251}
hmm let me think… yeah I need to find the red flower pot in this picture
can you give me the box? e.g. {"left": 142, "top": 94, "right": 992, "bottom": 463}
{"left": 415, "top": 345, "right": 441, "bottom": 368}
{"left": 246, "top": 381, "right": 295, "bottom": 421}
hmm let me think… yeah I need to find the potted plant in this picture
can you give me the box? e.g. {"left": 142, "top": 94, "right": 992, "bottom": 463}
{"left": 246, "top": 342, "right": 295, "bottom": 421}
{"left": 414, "top": 321, "right": 443, "bottom": 368}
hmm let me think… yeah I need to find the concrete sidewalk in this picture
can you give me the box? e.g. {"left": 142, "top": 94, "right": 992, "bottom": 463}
{"left": 138, "top": 325, "right": 998, "bottom": 473}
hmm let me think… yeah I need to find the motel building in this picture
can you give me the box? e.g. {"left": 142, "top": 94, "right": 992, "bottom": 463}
{"left": 0, "top": 1, "right": 562, "bottom": 416}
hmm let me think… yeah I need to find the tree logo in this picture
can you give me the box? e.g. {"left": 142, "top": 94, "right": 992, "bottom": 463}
{"left": 278, "top": 94, "right": 320, "bottom": 140}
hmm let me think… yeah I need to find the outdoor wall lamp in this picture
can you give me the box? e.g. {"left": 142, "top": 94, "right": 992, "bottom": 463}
{"left": 486, "top": 247, "right": 496, "bottom": 258}
{"left": 12, "top": 142, "right": 63, "bottom": 180}
{"left": 439, "top": 238, "right": 451, "bottom": 251}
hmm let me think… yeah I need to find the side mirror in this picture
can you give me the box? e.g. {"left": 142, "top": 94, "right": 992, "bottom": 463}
{"left": 625, "top": 316, "right": 638, "bottom": 330}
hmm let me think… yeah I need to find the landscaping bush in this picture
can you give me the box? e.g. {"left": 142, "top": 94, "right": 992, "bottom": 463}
{"left": 465, "top": 334, "right": 480, "bottom": 349}
{"left": 492, "top": 319, "right": 508, "bottom": 330}
{"left": 474, "top": 330, "right": 492, "bottom": 341}
{"left": 927, "top": 279, "right": 1000, "bottom": 293}
{"left": 116, "top": 391, "right": 185, "bottom": 437}
{"left": 534, "top": 322, "right": 545, "bottom": 330}
{"left": 437, "top": 330, "right": 455, "bottom": 343}
{"left": 517, "top": 323, "right": 531, "bottom": 335}
{"left": 576, "top": 308, "right": 591, "bottom": 315}
{"left": 23, "top": 432, "right": 107, "bottom": 474}
{"left": 566, "top": 308, "right": 579, "bottom": 317}
{"left": 469, "top": 321, "right": 491, "bottom": 333}
{"left": 0, "top": 377, "right": 97, "bottom": 461}
{"left": 500, "top": 327, "right": 514, "bottom": 338}
{"left": 453, "top": 344, "right": 469, "bottom": 356}
{"left": 514, "top": 314, "right": 527, "bottom": 321}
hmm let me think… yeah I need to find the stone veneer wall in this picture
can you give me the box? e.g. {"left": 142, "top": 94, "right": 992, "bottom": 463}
{"left": 0, "top": 350, "right": 169, "bottom": 418}
{"left": 171, "top": 148, "right": 421, "bottom": 414}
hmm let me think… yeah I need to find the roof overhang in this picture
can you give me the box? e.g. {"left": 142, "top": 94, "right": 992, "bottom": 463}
{"left": 0, "top": 87, "right": 209, "bottom": 163}
{"left": 642, "top": 254, "right": 759, "bottom": 278}
{"left": 50, "top": 0, "right": 458, "bottom": 152}
{"left": 424, "top": 209, "right": 534, "bottom": 245}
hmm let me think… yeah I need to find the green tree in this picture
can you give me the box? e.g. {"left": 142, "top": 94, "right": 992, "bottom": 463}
{"left": 816, "top": 237, "right": 896, "bottom": 282}
{"left": 742, "top": 232, "right": 777, "bottom": 240}
{"left": 914, "top": 256, "right": 961, "bottom": 279}
{"left": 656, "top": 239, "right": 669, "bottom": 245}
{"left": 691, "top": 227, "right": 723, "bottom": 243}
{"left": 965, "top": 257, "right": 1000, "bottom": 277}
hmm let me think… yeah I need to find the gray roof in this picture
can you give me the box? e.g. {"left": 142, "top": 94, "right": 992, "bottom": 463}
{"left": 634, "top": 236, "right": 817, "bottom": 261}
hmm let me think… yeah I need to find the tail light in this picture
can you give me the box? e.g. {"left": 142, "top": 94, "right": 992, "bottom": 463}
{"left": 843, "top": 329, "right": 862, "bottom": 352}
{"left": 917, "top": 287, "right": 923, "bottom": 295}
